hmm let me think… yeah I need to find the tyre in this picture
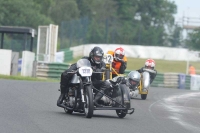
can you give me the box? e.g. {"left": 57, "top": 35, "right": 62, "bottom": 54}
{"left": 83, "top": 85, "right": 94, "bottom": 118}
{"left": 141, "top": 94, "right": 147, "bottom": 100}
{"left": 116, "top": 110, "right": 127, "bottom": 118}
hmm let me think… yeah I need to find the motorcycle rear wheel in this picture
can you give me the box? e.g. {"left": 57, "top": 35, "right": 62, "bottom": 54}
{"left": 83, "top": 85, "right": 94, "bottom": 118}
{"left": 116, "top": 110, "right": 127, "bottom": 118}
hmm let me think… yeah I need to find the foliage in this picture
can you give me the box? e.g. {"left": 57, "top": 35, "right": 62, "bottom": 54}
{"left": 49, "top": 0, "right": 80, "bottom": 25}
{"left": 0, "top": 0, "right": 52, "bottom": 28}
{"left": 186, "top": 30, "right": 200, "bottom": 50}
{"left": 169, "top": 24, "right": 183, "bottom": 47}
{"left": 0, "top": 0, "right": 186, "bottom": 50}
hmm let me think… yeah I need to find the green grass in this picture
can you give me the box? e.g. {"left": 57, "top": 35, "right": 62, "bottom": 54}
{"left": 0, "top": 74, "right": 59, "bottom": 82}
{"left": 68, "top": 57, "right": 200, "bottom": 74}
{"left": 127, "top": 58, "right": 200, "bottom": 74}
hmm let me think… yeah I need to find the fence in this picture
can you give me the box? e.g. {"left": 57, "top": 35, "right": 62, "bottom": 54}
{"left": 35, "top": 63, "right": 194, "bottom": 90}
{"left": 36, "top": 62, "right": 70, "bottom": 79}
{"left": 61, "top": 49, "right": 73, "bottom": 62}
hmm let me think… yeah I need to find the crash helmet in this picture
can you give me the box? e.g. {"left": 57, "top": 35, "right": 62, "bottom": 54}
{"left": 127, "top": 71, "right": 141, "bottom": 89}
{"left": 144, "top": 59, "right": 155, "bottom": 70}
{"left": 114, "top": 47, "right": 125, "bottom": 61}
{"left": 89, "top": 46, "right": 104, "bottom": 64}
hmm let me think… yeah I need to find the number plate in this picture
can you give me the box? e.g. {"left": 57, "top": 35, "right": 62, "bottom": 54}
{"left": 103, "top": 54, "right": 113, "bottom": 64}
{"left": 79, "top": 67, "right": 93, "bottom": 77}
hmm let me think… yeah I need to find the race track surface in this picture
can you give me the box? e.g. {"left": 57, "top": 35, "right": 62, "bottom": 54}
{"left": 0, "top": 79, "right": 200, "bottom": 133}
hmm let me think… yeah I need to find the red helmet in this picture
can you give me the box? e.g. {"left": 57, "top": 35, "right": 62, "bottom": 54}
{"left": 114, "top": 47, "right": 125, "bottom": 61}
{"left": 144, "top": 59, "right": 155, "bottom": 69}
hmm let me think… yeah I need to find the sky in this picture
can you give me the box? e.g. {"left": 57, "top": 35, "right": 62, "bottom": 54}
{"left": 171, "top": 0, "right": 200, "bottom": 26}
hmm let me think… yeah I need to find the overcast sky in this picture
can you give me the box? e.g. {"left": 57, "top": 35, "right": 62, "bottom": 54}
{"left": 171, "top": 0, "right": 200, "bottom": 25}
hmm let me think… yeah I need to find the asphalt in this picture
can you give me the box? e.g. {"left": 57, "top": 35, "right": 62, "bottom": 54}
{"left": 0, "top": 79, "right": 200, "bottom": 133}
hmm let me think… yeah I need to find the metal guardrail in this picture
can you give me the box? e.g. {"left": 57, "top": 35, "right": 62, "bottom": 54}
{"left": 35, "top": 63, "right": 191, "bottom": 89}
{"left": 36, "top": 62, "right": 71, "bottom": 79}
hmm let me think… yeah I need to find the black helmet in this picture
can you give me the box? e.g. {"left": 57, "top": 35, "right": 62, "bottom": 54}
{"left": 89, "top": 46, "right": 104, "bottom": 64}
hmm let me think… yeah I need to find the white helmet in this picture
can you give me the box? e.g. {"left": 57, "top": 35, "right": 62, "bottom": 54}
{"left": 145, "top": 59, "right": 155, "bottom": 70}
{"left": 114, "top": 47, "right": 125, "bottom": 61}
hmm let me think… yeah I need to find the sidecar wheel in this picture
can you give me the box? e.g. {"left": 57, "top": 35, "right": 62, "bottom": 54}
{"left": 64, "top": 108, "right": 73, "bottom": 114}
{"left": 116, "top": 110, "right": 127, "bottom": 118}
{"left": 83, "top": 85, "right": 94, "bottom": 118}
{"left": 141, "top": 94, "right": 147, "bottom": 100}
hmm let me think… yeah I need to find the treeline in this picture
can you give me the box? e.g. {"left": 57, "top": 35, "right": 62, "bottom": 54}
{"left": 0, "top": 0, "right": 199, "bottom": 50}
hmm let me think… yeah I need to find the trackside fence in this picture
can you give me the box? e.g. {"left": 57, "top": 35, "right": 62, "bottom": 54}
{"left": 36, "top": 62, "right": 70, "bottom": 79}
{"left": 35, "top": 63, "right": 199, "bottom": 90}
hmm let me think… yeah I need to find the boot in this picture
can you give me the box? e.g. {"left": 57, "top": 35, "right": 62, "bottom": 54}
{"left": 94, "top": 90, "right": 104, "bottom": 107}
{"left": 57, "top": 84, "right": 69, "bottom": 107}
{"left": 57, "top": 93, "right": 66, "bottom": 108}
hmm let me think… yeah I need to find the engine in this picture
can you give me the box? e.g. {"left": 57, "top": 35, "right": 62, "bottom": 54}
{"left": 64, "top": 87, "right": 79, "bottom": 108}
{"left": 101, "top": 96, "right": 112, "bottom": 105}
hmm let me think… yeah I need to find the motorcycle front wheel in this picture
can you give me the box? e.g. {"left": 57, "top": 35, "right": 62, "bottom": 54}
{"left": 83, "top": 85, "right": 94, "bottom": 118}
{"left": 116, "top": 110, "right": 127, "bottom": 118}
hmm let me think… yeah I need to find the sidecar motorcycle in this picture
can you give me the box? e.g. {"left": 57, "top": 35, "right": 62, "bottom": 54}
{"left": 130, "top": 68, "right": 156, "bottom": 100}
{"left": 60, "top": 58, "right": 134, "bottom": 118}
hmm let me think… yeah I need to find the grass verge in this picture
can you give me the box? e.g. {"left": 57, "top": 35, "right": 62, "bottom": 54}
{"left": 68, "top": 57, "right": 200, "bottom": 74}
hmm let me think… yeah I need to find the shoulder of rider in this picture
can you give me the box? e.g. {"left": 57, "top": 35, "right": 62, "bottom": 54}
{"left": 153, "top": 69, "right": 157, "bottom": 74}
{"left": 123, "top": 56, "right": 127, "bottom": 62}
{"left": 101, "top": 60, "right": 106, "bottom": 67}
{"left": 136, "top": 67, "right": 144, "bottom": 73}
{"left": 107, "top": 50, "right": 114, "bottom": 56}
{"left": 81, "top": 56, "right": 89, "bottom": 60}
{"left": 118, "top": 59, "right": 125, "bottom": 64}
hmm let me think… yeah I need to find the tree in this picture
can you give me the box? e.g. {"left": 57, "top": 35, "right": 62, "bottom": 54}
{"left": 0, "top": 0, "right": 52, "bottom": 28}
{"left": 49, "top": 0, "right": 80, "bottom": 25}
{"left": 134, "top": 0, "right": 177, "bottom": 46}
{"left": 186, "top": 30, "right": 200, "bottom": 50}
{"left": 33, "top": 0, "right": 53, "bottom": 17}
{"left": 169, "top": 24, "right": 183, "bottom": 47}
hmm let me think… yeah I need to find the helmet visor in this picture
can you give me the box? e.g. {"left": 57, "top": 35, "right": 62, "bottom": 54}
{"left": 129, "top": 79, "right": 138, "bottom": 86}
{"left": 94, "top": 55, "right": 102, "bottom": 62}
{"left": 145, "top": 66, "right": 154, "bottom": 70}
{"left": 115, "top": 54, "right": 124, "bottom": 60}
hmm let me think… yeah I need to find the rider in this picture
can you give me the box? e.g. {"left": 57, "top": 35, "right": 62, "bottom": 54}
{"left": 107, "top": 47, "right": 127, "bottom": 78}
{"left": 137, "top": 59, "right": 157, "bottom": 84}
{"left": 108, "top": 71, "right": 141, "bottom": 99}
{"left": 111, "top": 70, "right": 141, "bottom": 90}
{"left": 57, "top": 46, "right": 111, "bottom": 108}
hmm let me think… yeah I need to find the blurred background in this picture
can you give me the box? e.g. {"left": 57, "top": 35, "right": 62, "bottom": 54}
{"left": 1, "top": 0, "right": 200, "bottom": 50}
{"left": 0, "top": 0, "right": 200, "bottom": 74}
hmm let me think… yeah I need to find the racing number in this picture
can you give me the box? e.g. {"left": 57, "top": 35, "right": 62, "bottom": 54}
{"left": 82, "top": 69, "right": 90, "bottom": 74}
{"left": 103, "top": 54, "right": 113, "bottom": 64}
{"left": 107, "top": 55, "right": 112, "bottom": 63}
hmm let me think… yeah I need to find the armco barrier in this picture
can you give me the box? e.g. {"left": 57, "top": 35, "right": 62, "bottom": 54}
{"left": 151, "top": 73, "right": 164, "bottom": 87}
{"left": 163, "top": 73, "right": 179, "bottom": 88}
{"left": 36, "top": 62, "right": 71, "bottom": 79}
{"left": 61, "top": 49, "right": 73, "bottom": 62}
{"left": 185, "top": 75, "right": 191, "bottom": 89}
{"left": 36, "top": 64, "right": 192, "bottom": 90}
